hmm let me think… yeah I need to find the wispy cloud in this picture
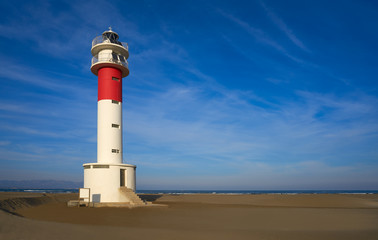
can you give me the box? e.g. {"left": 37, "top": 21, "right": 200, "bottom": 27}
{"left": 0, "top": 0, "right": 140, "bottom": 64}
{"left": 0, "top": 2, "right": 84, "bottom": 59}
{"left": 0, "top": 141, "right": 10, "bottom": 146}
{"left": 217, "top": 9, "right": 304, "bottom": 64}
{"left": 138, "top": 159, "right": 378, "bottom": 190}
{"left": 218, "top": 9, "right": 284, "bottom": 51}
{"left": 259, "top": 0, "right": 309, "bottom": 52}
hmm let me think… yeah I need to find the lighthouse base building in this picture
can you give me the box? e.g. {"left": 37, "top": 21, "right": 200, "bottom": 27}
{"left": 80, "top": 28, "right": 145, "bottom": 206}
{"left": 83, "top": 163, "right": 136, "bottom": 203}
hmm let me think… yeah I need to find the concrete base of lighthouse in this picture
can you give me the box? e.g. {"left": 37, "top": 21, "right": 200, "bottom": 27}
{"left": 83, "top": 163, "right": 137, "bottom": 203}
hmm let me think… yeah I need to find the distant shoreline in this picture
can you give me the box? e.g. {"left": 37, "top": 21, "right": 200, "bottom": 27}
{"left": 1, "top": 188, "right": 377, "bottom": 195}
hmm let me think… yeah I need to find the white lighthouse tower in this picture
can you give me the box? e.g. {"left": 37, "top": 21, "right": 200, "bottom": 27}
{"left": 83, "top": 28, "right": 142, "bottom": 205}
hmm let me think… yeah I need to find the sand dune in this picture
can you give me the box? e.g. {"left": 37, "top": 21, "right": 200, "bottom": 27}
{"left": 1, "top": 192, "right": 378, "bottom": 240}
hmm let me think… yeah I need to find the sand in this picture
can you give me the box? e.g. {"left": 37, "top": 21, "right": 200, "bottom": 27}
{"left": 1, "top": 192, "right": 378, "bottom": 240}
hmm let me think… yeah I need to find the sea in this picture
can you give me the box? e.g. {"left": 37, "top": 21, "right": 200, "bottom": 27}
{"left": 0, "top": 189, "right": 377, "bottom": 195}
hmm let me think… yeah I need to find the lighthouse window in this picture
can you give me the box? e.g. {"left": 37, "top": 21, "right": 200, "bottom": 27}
{"left": 112, "top": 53, "right": 118, "bottom": 61}
{"left": 112, "top": 149, "right": 120, "bottom": 153}
{"left": 119, "top": 55, "right": 125, "bottom": 62}
{"left": 93, "top": 165, "right": 109, "bottom": 168}
{"left": 112, "top": 100, "right": 119, "bottom": 104}
{"left": 112, "top": 124, "right": 120, "bottom": 128}
{"left": 112, "top": 77, "right": 120, "bottom": 81}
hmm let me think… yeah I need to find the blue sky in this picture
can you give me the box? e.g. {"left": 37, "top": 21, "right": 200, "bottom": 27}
{"left": 0, "top": 0, "right": 377, "bottom": 190}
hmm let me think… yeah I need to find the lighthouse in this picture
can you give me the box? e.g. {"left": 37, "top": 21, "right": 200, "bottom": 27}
{"left": 83, "top": 28, "right": 141, "bottom": 204}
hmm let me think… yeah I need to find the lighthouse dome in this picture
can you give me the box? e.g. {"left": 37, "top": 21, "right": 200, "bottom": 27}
{"left": 102, "top": 27, "right": 120, "bottom": 44}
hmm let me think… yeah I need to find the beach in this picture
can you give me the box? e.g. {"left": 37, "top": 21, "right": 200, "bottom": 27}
{"left": 1, "top": 192, "right": 378, "bottom": 240}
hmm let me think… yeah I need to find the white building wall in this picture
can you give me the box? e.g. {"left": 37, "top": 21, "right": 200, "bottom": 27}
{"left": 125, "top": 167, "right": 136, "bottom": 191}
{"left": 84, "top": 164, "right": 136, "bottom": 203}
{"left": 84, "top": 166, "right": 120, "bottom": 202}
{"left": 97, "top": 100, "right": 122, "bottom": 164}
{"left": 98, "top": 49, "right": 112, "bottom": 62}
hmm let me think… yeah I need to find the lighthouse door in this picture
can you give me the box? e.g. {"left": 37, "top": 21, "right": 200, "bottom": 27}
{"left": 120, "top": 169, "right": 126, "bottom": 186}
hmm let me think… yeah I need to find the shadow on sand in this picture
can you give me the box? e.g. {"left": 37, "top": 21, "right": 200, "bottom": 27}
{"left": 138, "top": 194, "right": 163, "bottom": 202}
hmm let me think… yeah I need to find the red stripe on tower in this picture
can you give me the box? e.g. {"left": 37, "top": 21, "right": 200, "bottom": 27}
{"left": 98, "top": 67, "right": 122, "bottom": 102}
